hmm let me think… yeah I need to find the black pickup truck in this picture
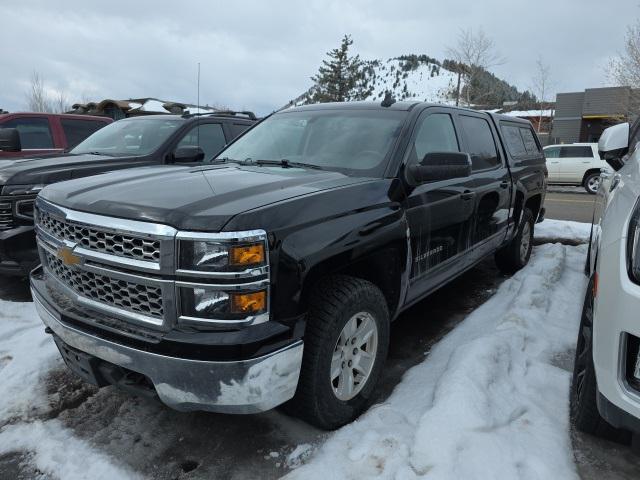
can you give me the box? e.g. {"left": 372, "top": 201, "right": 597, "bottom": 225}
{"left": 30, "top": 101, "right": 547, "bottom": 429}
{"left": 0, "top": 111, "right": 256, "bottom": 276}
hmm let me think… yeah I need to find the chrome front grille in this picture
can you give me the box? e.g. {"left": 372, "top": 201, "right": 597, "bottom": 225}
{"left": 0, "top": 201, "right": 13, "bottom": 230}
{"left": 38, "top": 209, "right": 161, "bottom": 262}
{"left": 43, "top": 250, "right": 164, "bottom": 319}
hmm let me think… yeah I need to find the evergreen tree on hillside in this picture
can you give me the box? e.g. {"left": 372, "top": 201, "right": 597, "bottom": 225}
{"left": 306, "top": 35, "right": 370, "bottom": 103}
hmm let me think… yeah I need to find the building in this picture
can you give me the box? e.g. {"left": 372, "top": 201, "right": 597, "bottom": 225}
{"left": 67, "top": 98, "right": 218, "bottom": 120}
{"left": 551, "top": 86, "right": 640, "bottom": 144}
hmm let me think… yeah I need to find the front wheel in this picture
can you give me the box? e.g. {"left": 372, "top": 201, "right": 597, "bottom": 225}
{"left": 570, "top": 275, "right": 630, "bottom": 442}
{"left": 584, "top": 173, "right": 601, "bottom": 194}
{"left": 287, "top": 275, "right": 390, "bottom": 430}
{"left": 495, "top": 208, "right": 534, "bottom": 274}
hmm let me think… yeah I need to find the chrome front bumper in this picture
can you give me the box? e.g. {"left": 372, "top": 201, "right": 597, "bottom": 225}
{"left": 33, "top": 290, "right": 304, "bottom": 414}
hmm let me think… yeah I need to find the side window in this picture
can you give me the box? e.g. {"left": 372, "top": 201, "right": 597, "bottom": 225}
{"left": 61, "top": 119, "right": 107, "bottom": 149}
{"left": 501, "top": 125, "right": 527, "bottom": 157}
{"left": 459, "top": 115, "right": 500, "bottom": 170}
{"left": 230, "top": 123, "right": 251, "bottom": 139}
{"left": 544, "top": 147, "right": 560, "bottom": 158}
{"left": 2, "top": 117, "right": 53, "bottom": 149}
{"left": 408, "top": 113, "right": 459, "bottom": 165}
{"left": 177, "top": 123, "right": 226, "bottom": 160}
{"left": 519, "top": 128, "right": 540, "bottom": 155}
{"left": 629, "top": 119, "right": 640, "bottom": 154}
{"left": 560, "top": 146, "right": 593, "bottom": 158}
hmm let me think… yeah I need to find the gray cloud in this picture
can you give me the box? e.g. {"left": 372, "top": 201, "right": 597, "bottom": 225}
{"left": 1, "top": 0, "right": 637, "bottom": 115}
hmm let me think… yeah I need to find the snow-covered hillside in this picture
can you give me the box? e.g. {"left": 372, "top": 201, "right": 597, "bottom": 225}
{"left": 361, "top": 57, "right": 458, "bottom": 103}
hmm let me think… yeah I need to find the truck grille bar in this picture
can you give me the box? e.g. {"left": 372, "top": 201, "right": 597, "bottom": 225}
{"left": 0, "top": 201, "right": 13, "bottom": 230}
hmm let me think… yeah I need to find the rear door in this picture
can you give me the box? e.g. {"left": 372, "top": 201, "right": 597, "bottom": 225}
{"left": 403, "top": 108, "right": 477, "bottom": 303}
{"left": 59, "top": 118, "right": 110, "bottom": 150}
{"left": 458, "top": 112, "right": 512, "bottom": 259}
{"left": 558, "top": 145, "right": 594, "bottom": 183}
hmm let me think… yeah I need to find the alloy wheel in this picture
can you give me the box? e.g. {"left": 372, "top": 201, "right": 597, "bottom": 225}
{"left": 331, "top": 311, "right": 378, "bottom": 401}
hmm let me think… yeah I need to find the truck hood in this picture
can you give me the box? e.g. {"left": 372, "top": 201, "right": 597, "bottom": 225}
{"left": 40, "top": 164, "right": 374, "bottom": 231}
{"left": 0, "top": 153, "right": 142, "bottom": 186}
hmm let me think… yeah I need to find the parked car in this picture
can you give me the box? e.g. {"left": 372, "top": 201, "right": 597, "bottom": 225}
{"left": 0, "top": 112, "right": 112, "bottom": 158}
{"left": 30, "top": 101, "right": 547, "bottom": 429}
{"left": 543, "top": 142, "right": 610, "bottom": 194}
{"left": 571, "top": 120, "right": 640, "bottom": 441}
{"left": 0, "top": 111, "right": 256, "bottom": 276}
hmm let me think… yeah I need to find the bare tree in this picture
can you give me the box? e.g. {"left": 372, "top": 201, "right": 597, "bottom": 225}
{"left": 608, "top": 20, "right": 640, "bottom": 117}
{"left": 530, "top": 57, "right": 553, "bottom": 132}
{"left": 24, "top": 71, "right": 70, "bottom": 113}
{"left": 446, "top": 28, "right": 504, "bottom": 106}
{"left": 26, "top": 71, "right": 52, "bottom": 112}
{"left": 609, "top": 20, "right": 640, "bottom": 88}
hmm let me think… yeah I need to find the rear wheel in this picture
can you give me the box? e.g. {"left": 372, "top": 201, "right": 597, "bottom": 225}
{"left": 570, "top": 275, "right": 630, "bottom": 442}
{"left": 584, "top": 173, "right": 601, "bottom": 194}
{"left": 287, "top": 275, "right": 390, "bottom": 430}
{"left": 495, "top": 208, "right": 534, "bottom": 274}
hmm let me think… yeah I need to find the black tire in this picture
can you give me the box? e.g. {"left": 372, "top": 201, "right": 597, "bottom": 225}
{"left": 287, "top": 275, "right": 390, "bottom": 430}
{"left": 570, "top": 275, "right": 630, "bottom": 442}
{"left": 495, "top": 208, "right": 534, "bottom": 274}
{"left": 584, "top": 173, "right": 600, "bottom": 195}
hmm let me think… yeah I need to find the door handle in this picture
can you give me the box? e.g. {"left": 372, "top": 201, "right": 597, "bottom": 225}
{"left": 460, "top": 190, "right": 474, "bottom": 201}
{"left": 500, "top": 181, "right": 509, "bottom": 189}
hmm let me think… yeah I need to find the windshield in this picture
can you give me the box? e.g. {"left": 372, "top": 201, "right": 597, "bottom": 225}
{"left": 71, "top": 117, "right": 184, "bottom": 156}
{"left": 216, "top": 109, "right": 406, "bottom": 175}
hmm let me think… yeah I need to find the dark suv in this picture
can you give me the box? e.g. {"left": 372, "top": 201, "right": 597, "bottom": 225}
{"left": 0, "top": 111, "right": 256, "bottom": 275}
{"left": 31, "top": 101, "right": 546, "bottom": 429}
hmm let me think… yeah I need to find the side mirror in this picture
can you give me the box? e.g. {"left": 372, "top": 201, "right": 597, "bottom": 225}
{"left": 0, "top": 128, "right": 21, "bottom": 152}
{"left": 173, "top": 146, "right": 205, "bottom": 163}
{"left": 409, "top": 152, "right": 472, "bottom": 183}
{"left": 598, "top": 122, "right": 629, "bottom": 171}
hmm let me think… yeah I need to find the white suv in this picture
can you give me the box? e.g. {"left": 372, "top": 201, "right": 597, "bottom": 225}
{"left": 571, "top": 120, "right": 640, "bottom": 440}
{"left": 543, "top": 143, "right": 610, "bottom": 194}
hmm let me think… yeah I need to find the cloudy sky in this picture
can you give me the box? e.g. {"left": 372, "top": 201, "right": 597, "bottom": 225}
{"left": 1, "top": 0, "right": 637, "bottom": 115}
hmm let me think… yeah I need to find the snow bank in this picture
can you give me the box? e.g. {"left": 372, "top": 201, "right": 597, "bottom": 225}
{"left": 0, "top": 294, "right": 58, "bottom": 419}
{"left": 535, "top": 219, "right": 591, "bottom": 244}
{"left": 286, "top": 243, "right": 586, "bottom": 479}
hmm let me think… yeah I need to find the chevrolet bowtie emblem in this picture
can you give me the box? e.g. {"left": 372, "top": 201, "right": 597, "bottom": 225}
{"left": 56, "top": 246, "right": 81, "bottom": 266}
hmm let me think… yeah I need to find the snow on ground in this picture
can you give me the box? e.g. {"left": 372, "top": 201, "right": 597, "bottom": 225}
{"left": 0, "top": 220, "right": 590, "bottom": 479}
{"left": 287, "top": 243, "right": 587, "bottom": 480}
{"left": 0, "top": 294, "right": 141, "bottom": 479}
{"left": 535, "top": 219, "right": 591, "bottom": 244}
{"left": 0, "top": 297, "right": 58, "bottom": 420}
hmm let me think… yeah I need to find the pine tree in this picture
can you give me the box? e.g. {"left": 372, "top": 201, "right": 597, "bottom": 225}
{"left": 307, "top": 35, "right": 368, "bottom": 103}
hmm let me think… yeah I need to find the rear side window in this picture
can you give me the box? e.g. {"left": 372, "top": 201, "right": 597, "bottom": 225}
{"left": 520, "top": 128, "right": 540, "bottom": 155}
{"left": 460, "top": 115, "right": 499, "bottom": 170}
{"left": 61, "top": 119, "right": 107, "bottom": 149}
{"left": 502, "top": 125, "right": 527, "bottom": 157}
{"left": 2, "top": 117, "right": 53, "bottom": 149}
{"left": 560, "top": 146, "right": 593, "bottom": 158}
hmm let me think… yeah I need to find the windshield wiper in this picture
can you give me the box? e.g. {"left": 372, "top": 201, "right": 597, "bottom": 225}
{"left": 249, "top": 159, "right": 323, "bottom": 170}
{"left": 210, "top": 157, "right": 237, "bottom": 164}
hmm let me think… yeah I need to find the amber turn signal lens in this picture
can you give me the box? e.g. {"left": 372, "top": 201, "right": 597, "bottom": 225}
{"left": 230, "top": 244, "right": 265, "bottom": 266}
{"left": 231, "top": 291, "right": 267, "bottom": 314}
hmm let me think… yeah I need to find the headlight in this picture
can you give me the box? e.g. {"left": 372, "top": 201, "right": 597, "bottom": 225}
{"left": 177, "top": 230, "right": 267, "bottom": 272}
{"left": 628, "top": 199, "right": 640, "bottom": 283}
{"left": 176, "top": 230, "right": 270, "bottom": 327}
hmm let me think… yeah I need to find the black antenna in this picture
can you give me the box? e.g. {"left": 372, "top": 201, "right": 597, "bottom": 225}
{"left": 197, "top": 62, "right": 200, "bottom": 149}
{"left": 381, "top": 91, "right": 396, "bottom": 108}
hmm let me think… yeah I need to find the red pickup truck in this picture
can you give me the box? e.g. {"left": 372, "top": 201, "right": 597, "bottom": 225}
{"left": 0, "top": 113, "right": 112, "bottom": 159}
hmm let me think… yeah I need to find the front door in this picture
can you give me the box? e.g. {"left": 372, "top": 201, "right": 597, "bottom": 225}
{"left": 544, "top": 146, "right": 561, "bottom": 182}
{"left": 403, "top": 109, "right": 476, "bottom": 303}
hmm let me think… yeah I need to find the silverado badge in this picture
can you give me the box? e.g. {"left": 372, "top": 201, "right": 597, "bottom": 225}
{"left": 56, "top": 246, "right": 81, "bottom": 266}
